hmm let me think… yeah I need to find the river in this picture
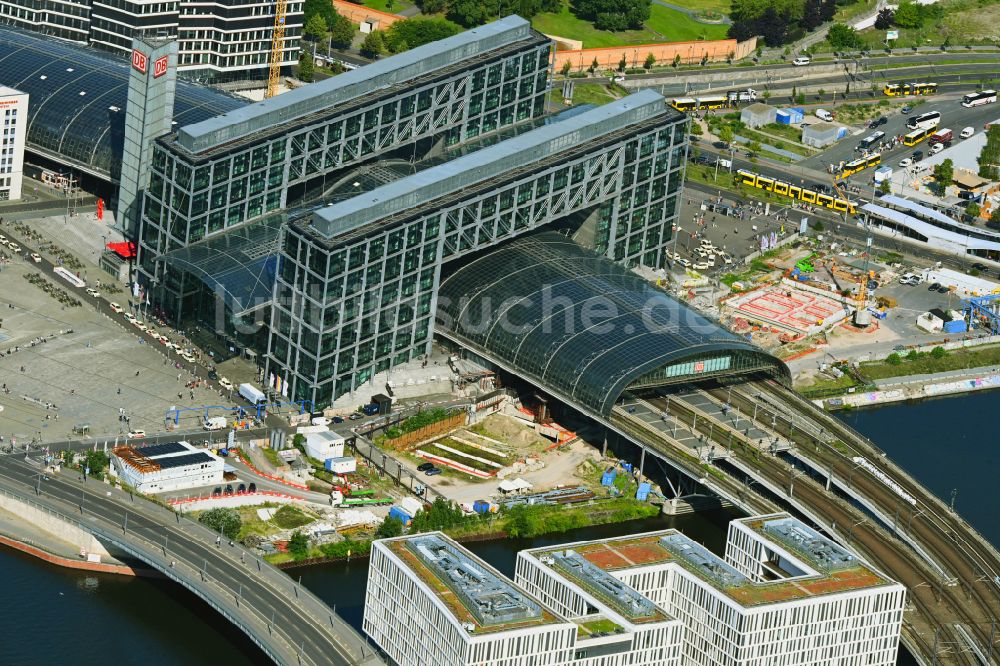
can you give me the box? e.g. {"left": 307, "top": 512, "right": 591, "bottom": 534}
{"left": 3, "top": 391, "right": 984, "bottom": 665}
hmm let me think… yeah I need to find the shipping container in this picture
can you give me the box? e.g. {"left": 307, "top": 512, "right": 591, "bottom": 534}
{"left": 389, "top": 506, "right": 413, "bottom": 526}
{"left": 324, "top": 456, "right": 357, "bottom": 474}
{"left": 473, "top": 499, "right": 492, "bottom": 514}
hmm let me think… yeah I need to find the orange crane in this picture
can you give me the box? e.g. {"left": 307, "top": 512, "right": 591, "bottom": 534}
{"left": 266, "top": 0, "right": 288, "bottom": 99}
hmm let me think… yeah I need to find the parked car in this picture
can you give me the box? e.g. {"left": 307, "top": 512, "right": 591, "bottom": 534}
{"left": 127, "top": 430, "right": 146, "bottom": 439}
{"left": 332, "top": 416, "right": 344, "bottom": 424}
{"left": 678, "top": 258, "right": 691, "bottom": 267}
{"left": 212, "top": 487, "right": 222, "bottom": 496}
{"left": 237, "top": 483, "right": 246, "bottom": 493}
{"left": 224, "top": 484, "right": 234, "bottom": 495}
{"left": 425, "top": 467, "right": 443, "bottom": 476}
{"left": 248, "top": 483, "right": 257, "bottom": 493}
{"left": 792, "top": 56, "right": 811, "bottom": 66}
{"left": 900, "top": 105, "right": 913, "bottom": 114}
{"left": 348, "top": 413, "right": 363, "bottom": 420}
{"left": 928, "top": 282, "right": 941, "bottom": 291}
{"left": 219, "top": 377, "right": 234, "bottom": 391}
{"left": 972, "top": 262, "right": 988, "bottom": 271}
{"left": 109, "top": 302, "right": 124, "bottom": 313}
{"left": 937, "top": 285, "right": 951, "bottom": 293}
{"left": 815, "top": 109, "right": 833, "bottom": 122}
{"left": 417, "top": 462, "right": 435, "bottom": 472}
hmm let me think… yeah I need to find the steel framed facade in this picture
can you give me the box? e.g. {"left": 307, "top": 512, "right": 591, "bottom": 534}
{"left": 268, "top": 92, "right": 688, "bottom": 409}
{"left": 137, "top": 18, "right": 552, "bottom": 319}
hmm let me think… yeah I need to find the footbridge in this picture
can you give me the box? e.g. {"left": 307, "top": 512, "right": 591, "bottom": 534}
{"left": 0, "top": 454, "right": 383, "bottom": 666}
{"left": 436, "top": 232, "right": 1000, "bottom": 665}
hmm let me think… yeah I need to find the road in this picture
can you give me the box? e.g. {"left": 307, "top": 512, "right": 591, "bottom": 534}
{"left": 0, "top": 453, "right": 381, "bottom": 666}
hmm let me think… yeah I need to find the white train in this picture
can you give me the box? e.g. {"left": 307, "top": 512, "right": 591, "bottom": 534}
{"left": 852, "top": 456, "right": 917, "bottom": 507}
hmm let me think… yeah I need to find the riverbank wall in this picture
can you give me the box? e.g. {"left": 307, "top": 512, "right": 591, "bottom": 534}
{"left": 816, "top": 369, "right": 1000, "bottom": 410}
{"left": 0, "top": 489, "right": 155, "bottom": 577}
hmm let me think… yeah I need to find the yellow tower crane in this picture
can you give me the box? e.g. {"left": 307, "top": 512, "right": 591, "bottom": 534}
{"left": 266, "top": 0, "right": 288, "bottom": 99}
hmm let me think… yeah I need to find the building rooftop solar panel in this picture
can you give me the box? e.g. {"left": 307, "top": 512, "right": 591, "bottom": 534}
{"left": 154, "top": 452, "right": 214, "bottom": 470}
{"left": 136, "top": 442, "right": 188, "bottom": 458}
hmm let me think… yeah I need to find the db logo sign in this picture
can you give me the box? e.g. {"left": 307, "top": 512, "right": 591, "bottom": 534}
{"left": 694, "top": 361, "right": 705, "bottom": 373}
{"left": 153, "top": 55, "right": 169, "bottom": 78}
{"left": 131, "top": 49, "right": 148, "bottom": 74}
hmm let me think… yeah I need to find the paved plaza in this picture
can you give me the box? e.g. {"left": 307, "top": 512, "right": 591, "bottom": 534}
{"left": 0, "top": 257, "right": 225, "bottom": 445}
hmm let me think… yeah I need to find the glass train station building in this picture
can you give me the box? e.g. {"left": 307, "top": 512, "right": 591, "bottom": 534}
{"left": 132, "top": 16, "right": 695, "bottom": 410}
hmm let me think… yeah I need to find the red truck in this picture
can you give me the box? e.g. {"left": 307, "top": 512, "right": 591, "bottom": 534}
{"left": 929, "top": 128, "right": 953, "bottom": 144}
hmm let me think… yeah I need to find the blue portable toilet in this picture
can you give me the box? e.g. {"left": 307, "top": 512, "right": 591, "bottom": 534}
{"left": 635, "top": 482, "right": 651, "bottom": 501}
{"left": 601, "top": 467, "right": 618, "bottom": 486}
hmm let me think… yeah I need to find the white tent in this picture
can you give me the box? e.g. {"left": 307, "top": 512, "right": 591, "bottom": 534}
{"left": 498, "top": 478, "right": 533, "bottom": 494}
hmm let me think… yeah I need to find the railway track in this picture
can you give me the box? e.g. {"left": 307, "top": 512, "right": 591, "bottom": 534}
{"left": 639, "top": 385, "right": 998, "bottom": 664}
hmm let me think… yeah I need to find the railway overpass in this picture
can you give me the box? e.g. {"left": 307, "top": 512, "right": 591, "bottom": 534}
{"left": 0, "top": 453, "right": 383, "bottom": 666}
{"left": 436, "top": 231, "right": 1000, "bottom": 665}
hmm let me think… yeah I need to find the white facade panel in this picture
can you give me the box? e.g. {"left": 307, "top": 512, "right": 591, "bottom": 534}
{"left": 0, "top": 87, "right": 27, "bottom": 201}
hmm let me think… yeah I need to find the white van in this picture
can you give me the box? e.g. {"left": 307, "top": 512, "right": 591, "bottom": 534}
{"left": 792, "top": 56, "right": 811, "bottom": 66}
{"left": 815, "top": 109, "right": 834, "bottom": 122}
{"left": 961, "top": 126, "right": 975, "bottom": 139}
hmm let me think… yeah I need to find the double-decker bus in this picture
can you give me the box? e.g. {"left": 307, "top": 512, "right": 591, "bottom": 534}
{"left": 903, "top": 126, "right": 936, "bottom": 146}
{"left": 962, "top": 90, "right": 998, "bottom": 108}
{"left": 736, "top": 170, "right": 856, "bottom": 214}
{"left": 837, "top": 154, "right": 882, "bottom": 180}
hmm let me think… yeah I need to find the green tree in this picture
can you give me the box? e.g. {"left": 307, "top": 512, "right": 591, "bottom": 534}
{"left": 409, "top": 497, "right": 466, "bottom": 532}
{"left": 617, "top": 54, "right": 627, "bottom": 72}
{"left": 288, "top": 530, "right": 310, "bottom": 558}
{"left": 304, "top": 0, "right": 338, "bottom": 29}
{"left": 643, "top": 53, "right": 656, "bottom": 70}
{"left": 199, "top": 508, "right": 242, "bottom": 540}
{"left": 827, "top": 23, "right": 862, "bottom": 50}
{"left": 690, "top": 121, "right": 703, "bottom": 136}
{"left": 874, "top": 7, "right": 893, "bottom": 30}
{"left": 329, "top": 14, "right": 356, "bottom": 49}
{"left": 979, "top": 126, "right": 1000, "bottom": 180}
{"left": 446, "top": 0, "right": 489, "bottom": 27}
{"left": 719, "top": 125, "right": 734, "bottom": 146}
{"left": 933, "top": 158, "right": 954, "bottom": 193}
{"left": 303, "top": 13, "right": 328, "bottom": 41}
{"left": 892, "top": 1, "right": 922, "bottom": 28}
{"left": 574, "top": 0, "right": 651, "bottom": 31}
{"left": 360, "top": 30, "right": 387, "bottom": 58}
{"left": 967, "top": 202, "right": 981, "bottom": 219}
{"left": 886, "top": 352, "right": 902, "bottom": 365}
{"left": 83, "top": 450, "right": 109, "bottom": 477}
{"left": 590, "top": 57, "right": 600, "bottom": 72}
{"left": 930, "top": 346, "right": 947, "bottom": 359}
{"left": 560, "top": 60, "right": 572, "bottom": 76}
{"left": 992, "top": 208, "right": 1000, "bottom": 225}
{"left": 416, "top": 0, "right": 446, "bottom": 13}
{"left": 878, "top": 179, "right": 890, "bottom": 195}
{"left": 375, "top": 515, "right": 404, "bottom": 539}
{"left": 385, "top": 17, "right": 462, "bottom": 53}
{"left": 673, "top": 53, "right": 682, "bottom": 67}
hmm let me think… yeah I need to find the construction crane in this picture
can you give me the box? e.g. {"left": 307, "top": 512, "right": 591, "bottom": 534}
{"left": 831, "top": 175, "right": 873, "bottom": 326}
{"left": 266, "top": 0, "right": 288, "bottom": 99}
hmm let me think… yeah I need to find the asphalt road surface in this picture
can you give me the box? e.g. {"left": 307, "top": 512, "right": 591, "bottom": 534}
{"left": 0, "top": 454, "right": 379, "bottom": 666}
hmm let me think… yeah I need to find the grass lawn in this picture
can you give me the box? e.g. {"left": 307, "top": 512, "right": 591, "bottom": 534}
{"left": 272, "top": 505, "right": 313, "bottom": 529}
{"left": 360, "top": 0, "right": 413, "bottom": 13}
{"left": 860, "top": 344, "right": 1000, "bottom": 380}
{"left": 662, "top": 0, "right": 731, "bottom": 14}
{"left": 797, "top": 372, "right": 862, "bottom": 398}
{"left": 856, "top": 0, "right": 1000, "bottom": 47}
{"left": 577, "top": 618, "right": 623, "bottom": 637}
{"left": 834, "top": 0, "right": 877, "bottom": 23}
{"left": 760, "top": 123, "right": 803, "bottom": 144}
{"left": 572, "top": 83, "right": 616, "bottom": 105}
{"left": 532, "top": 2, "right": 728, "bottom": 48}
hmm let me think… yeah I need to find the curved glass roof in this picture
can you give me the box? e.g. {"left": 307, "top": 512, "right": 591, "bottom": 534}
{"left": 0, "top": 25, "right": 245, "bottom": 178}
{"left": 436, "top": 232, "right": 787, "bottom": 417}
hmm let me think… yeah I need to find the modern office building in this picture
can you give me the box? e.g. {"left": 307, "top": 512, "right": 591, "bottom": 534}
{"left": 137, "top": 16, "right": 553, "bottom": 321}
{"left": 111, "top": 441, "right": 223, "bottom": 493}
{"left": 365, "top": 532, "right": 682, "bottom": 666}
{"left": 267, "top": 89, "right": 687, "bottom": 408}
{"left": 0, "top": 0, "right": 301, "bottom": 76}
{"left": 516, "top": 513, "right": 906, "bottom": 666}
{"left": 0, "top": 85, "right": 27, "bottom": 201}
